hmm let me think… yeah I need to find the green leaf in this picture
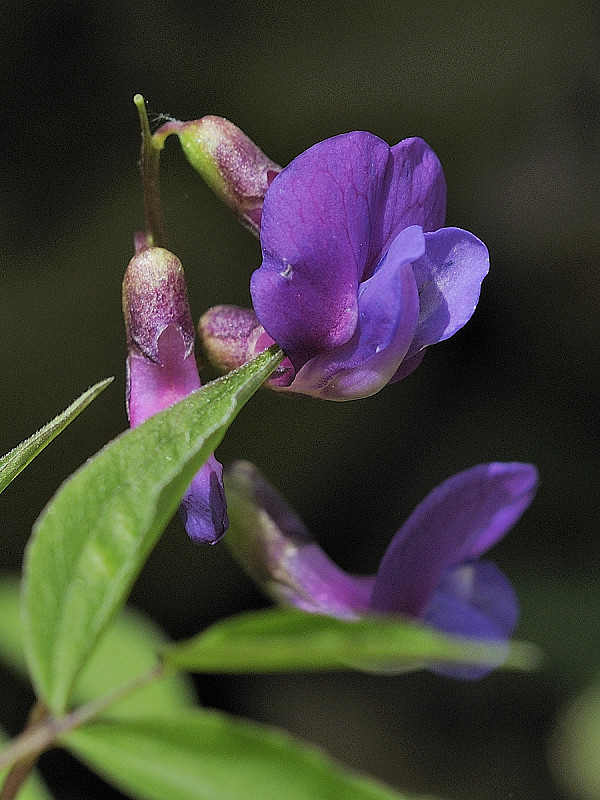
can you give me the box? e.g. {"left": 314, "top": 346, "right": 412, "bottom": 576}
{"left": 72, "top": 604, "right": 196, "bottom": 720}
{"left": 0, "top": 378, "right": 113, "bottom": 494}
{"left": 22, "top": 347, "right": 283, "bottom": 715}
{"left": 163, "top": 607, "right": 538, "bottom": 675}
{"left": 0, "top": 575, "right": 195, "bottom": 719}
{"left": 63, "top": 710, "right": 431, "bottom": 800}
{"left": 0, "top": 728, "right": 54, "bottom": 800}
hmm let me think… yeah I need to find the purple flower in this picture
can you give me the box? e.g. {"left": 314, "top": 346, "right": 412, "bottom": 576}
{"left": 250, "top": 132, "right": 490, "bottom": 400}
{"left": 123, "top": 245, "right": 228, "bottom": 544}
{"left": 225, "top": 461, "right": 538, "bottom": 678}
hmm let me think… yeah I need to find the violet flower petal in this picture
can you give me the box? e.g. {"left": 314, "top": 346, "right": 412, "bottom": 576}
{"left": 424, "top": 560, "right": 519, "bottom": 679}
{"left": 428, "top": 560, "right": 519, "bottom": 640}
{"left": 406, "top": 227, "right": 490, "bottom": 359}
{"left": 289, "top": 225, "right": 422, "bottom": 399}
{"left": 126, "top": 325, "right": 201, "bottom": 427}
{"left": 252, "top": 132, "right": 446, "bottom": 370}
{"left": 180, "top": 454, "right": 228, "bottom": 544}
{"left": 373, "top": 136, "right": 446, "bottom": 257}
{"left": 127, "top": 326, "right": 228, "bottom": 545}
{"left": 369, "top": 463, "right": 538, "bottom": 617}
{"left": 252, "top": 133, "right": 385, "bottom": 366}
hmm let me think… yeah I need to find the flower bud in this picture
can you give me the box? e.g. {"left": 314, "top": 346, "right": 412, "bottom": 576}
{"left": 123, "top": 246, "right": 195, "bottom": 369}
{"left": 198, "top": 305, "right": 294, "bottom": 388}
{"left": 123, "top": 245, "right": 228, "bottom": 543}
{"left": 153, "top": 116, "right": 281, "bottom": 234}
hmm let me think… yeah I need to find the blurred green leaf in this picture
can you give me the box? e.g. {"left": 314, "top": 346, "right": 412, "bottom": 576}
{"left": 551, "top": 677, "right": 600, "bottom": 800}
{"left": 0, "top": 575, "right": 195, "bottom": 719}
{"left": 0, "top": 378, "right": 113, "bottom": 494}
{"left": 163, "top": 607, "right": 537, "bottom": 674}
{"left": 63, "top": 710, "right": 430, "bottom": 800}
{"left": 22, "top": 347, "right": 283, "bottom": 715}
{"left": 72, "top": 604, "right": 196, "bottom": 719}
{"left": 0, "top": 728, "right": 54, "bottom": 800}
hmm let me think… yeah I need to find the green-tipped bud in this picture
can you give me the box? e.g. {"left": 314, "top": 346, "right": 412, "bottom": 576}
{"left": 123, "top": 246, "right": 195, "bottom": 363}
{"left": 123, "top": 245, "right": 228, "bottom": 544}
{"left": 153, "top": 116, "right": 282, "bottom": 235}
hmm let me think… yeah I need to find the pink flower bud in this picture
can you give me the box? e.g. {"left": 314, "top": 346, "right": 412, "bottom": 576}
{"left": 153, "top": 116, "right": 281, "bottom": 234}
{"left": 123, "top": 246, "right": 228, "bottom": 543}
{"left": 198, "top": 305, "right": 294, "bottom": 388}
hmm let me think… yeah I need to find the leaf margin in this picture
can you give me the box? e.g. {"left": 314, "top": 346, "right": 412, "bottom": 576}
{"left": 0, "top": 378, "right": 113, "bottom": 494}
{"left": 162, "top": 606, "right": 539, "bottom": 675}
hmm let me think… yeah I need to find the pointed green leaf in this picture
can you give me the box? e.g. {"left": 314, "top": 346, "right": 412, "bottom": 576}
{"left": 0, "top": 378, "right": 113, "bottom": 494}
{"left": 0, "top": 575, "right": 195, "bottom": 719}
{"left": 0, "top": 728, "right": 54, "bottom": 800}
{"left": 22, "top": 347, "right": 283, "bottom": 714}
{"left": 63, "top": 710, "right": 431, "bottom": 800}
{"left": 163, "top": 607, "right": 538, "bottom": 675}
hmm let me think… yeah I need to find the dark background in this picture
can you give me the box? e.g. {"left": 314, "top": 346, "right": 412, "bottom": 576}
{"left": 1, "top": 1, "right": 599, "bottom": 798}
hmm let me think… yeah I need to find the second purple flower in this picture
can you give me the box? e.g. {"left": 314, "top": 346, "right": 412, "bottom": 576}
{"left": 225, "top": 460, "right": 538, "bottom": 678}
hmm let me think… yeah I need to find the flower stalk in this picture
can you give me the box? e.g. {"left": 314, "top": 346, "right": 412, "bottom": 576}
{"left": 0, "top": 701, "right": 49, "bottom": 800}
{"left": 0, "top": 664, "right": 166, "bottom": 781}
{"left": 134, "top": 93, "right": 166, "bottom": 248}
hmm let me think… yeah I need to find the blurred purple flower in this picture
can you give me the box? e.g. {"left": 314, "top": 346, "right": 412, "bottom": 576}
{"left": 123, "top": 245, "right": 228, "bottom": 544}
{"left": 249, "top": 132, "right": 489, "bottom": 400}
{"left": 226, "top": 461, "right": 538, "bottom": 678}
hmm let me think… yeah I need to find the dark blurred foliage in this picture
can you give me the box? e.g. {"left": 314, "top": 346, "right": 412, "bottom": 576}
{"left": 1, "top": 1, "right": 599, "bottom": 798}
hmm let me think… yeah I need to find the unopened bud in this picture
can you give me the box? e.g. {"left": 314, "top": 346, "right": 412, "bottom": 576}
{"left": 123, "top": 246, "right": 195, "bottom": 365}
{"left": 153, "top": 116, "right": 281, "bottom": 234}
{"left": 123, "top": 246, "right": 228, "bottom": 543}
{"left": 199, "top": 305, "right": 294, "bottom": 387}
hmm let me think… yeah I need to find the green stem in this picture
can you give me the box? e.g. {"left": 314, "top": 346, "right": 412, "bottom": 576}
{"left": 134, "top": 94, "right": 166, "bottom": 248}
{"left": 0, "top": 663, "right": 166, "bottom": 777}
